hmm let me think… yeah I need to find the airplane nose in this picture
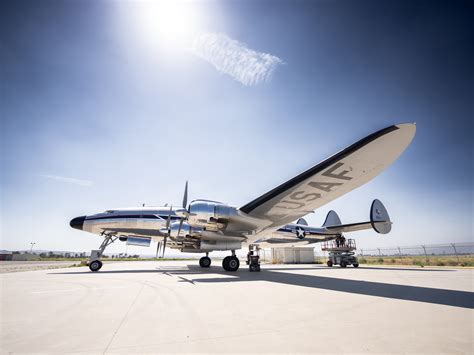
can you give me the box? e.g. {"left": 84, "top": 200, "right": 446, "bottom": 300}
{"left": 70, "top": 216, "right": 86, "bottom": 230}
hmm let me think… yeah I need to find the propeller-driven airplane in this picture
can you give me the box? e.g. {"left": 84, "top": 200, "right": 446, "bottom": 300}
{"left": 70, "top": 123, "right": 416, "bottom": 272}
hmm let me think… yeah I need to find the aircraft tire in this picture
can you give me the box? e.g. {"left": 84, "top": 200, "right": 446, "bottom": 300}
{"left": 222, "top": 256, "right": 231, "bottom": 271}
{"left": 199, "top": 256, "right": 211, "bottom": 268}
{"left": 89, "top": 260, "right": 102, "bottom": 272}
{"left": 223, "top": 256, "right": 239, "bottom": 271}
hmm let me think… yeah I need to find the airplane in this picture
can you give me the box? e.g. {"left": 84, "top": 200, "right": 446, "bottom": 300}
{"left": 70, "top": 123, "right": 416, "bottom": 272}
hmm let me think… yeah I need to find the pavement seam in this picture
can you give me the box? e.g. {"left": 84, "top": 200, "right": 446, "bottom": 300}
{"left": 102, "top": 283, "right": 145, "bottom": 354}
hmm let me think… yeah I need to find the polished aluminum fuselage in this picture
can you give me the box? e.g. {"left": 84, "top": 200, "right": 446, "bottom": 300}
{"left": 81, "top": 204, "right": 339, "bottom": 251}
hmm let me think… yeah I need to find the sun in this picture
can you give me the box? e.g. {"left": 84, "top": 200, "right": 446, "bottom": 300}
{"left": 134, "top": 0, "right": 203, "bottom": 50}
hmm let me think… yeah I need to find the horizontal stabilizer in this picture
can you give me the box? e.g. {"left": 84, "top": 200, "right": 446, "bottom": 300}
{"left": 325, "top": 221, "right": 373, "bottom": 233}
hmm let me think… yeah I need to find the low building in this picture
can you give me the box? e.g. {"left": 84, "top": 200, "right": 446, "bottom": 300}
{"left": 11, "top": 253, "right": 40, "bottom": 261}
{"left": 271, "top": 247, "right": 315, "bottom": 264}
{"left": 0, "top": 250, "right": 13, "bottom": 261}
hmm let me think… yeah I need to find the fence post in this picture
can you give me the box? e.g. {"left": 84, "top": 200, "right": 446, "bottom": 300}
{"left": 378, "top": 248, "right": 381, "bottom": 257}
{"left": 361, "top": 249, "right": 363, "bottom": 257}
{"left": 422, "top": 245, "right": 428, "bottom": 262}
{"left": 398, "top": 247, "right": 402, "bottom": 262}
{"left": 451, "top": 243, "right": 460, "bottom": 263}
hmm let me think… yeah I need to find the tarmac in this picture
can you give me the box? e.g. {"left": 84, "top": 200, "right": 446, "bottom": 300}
{"left": 1, "top": 260, "right": 472, "bottom": 353}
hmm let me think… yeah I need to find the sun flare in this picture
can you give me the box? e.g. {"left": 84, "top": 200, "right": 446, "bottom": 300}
{"left": 135, "top": 0, "right": 202, "bottom": 50}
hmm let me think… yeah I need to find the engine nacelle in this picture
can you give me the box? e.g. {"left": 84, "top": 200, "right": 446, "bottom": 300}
{"left": 168, "top": 221, "right": 202, "bottom": 240}
{"left": 200, "top": 240, "right": 241, "bottom": 251}
{"left": 188, "top": 200, "right": 235, "bottom": 229}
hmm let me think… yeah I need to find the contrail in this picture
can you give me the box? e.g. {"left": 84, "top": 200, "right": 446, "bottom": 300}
{"left": 191, "top": 33, "right": 283, "bottom": 86}
{"left": 38, "top": 174, "right": 94, "bottom": 187}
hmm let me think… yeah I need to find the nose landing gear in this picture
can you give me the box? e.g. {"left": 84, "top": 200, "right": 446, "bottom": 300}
{"left": 88, "top": 233, "right": 117, "bottom": 272}
{"left": 89, "top": 260, "right": 103, "bottom": 272}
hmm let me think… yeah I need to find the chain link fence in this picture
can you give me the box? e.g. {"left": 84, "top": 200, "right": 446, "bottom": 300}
{"left": 359, "top": 242, "right": 473, "bottom": 257}
{"left": 356, "top": 242, "right": 474, "bottom": 266}
{"left": 310, "top": 242, "right": 473, "bottom": 266}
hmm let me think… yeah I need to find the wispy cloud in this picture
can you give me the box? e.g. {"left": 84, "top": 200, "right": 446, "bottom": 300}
{"left": 38, "top": 174, "right": 94, "bottom": 187}
{"left": 191, "top": 33, "right": 283, "bottom": 86}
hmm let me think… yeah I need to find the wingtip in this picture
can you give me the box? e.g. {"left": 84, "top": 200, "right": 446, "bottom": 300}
{"left": 395, "top": 122, "right": 417, "bottom": 135}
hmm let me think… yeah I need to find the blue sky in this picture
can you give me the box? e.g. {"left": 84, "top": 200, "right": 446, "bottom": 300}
{"left": 1, "top": 0, "right": 473, "bottom": 255}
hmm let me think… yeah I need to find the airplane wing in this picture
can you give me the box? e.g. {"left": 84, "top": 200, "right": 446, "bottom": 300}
{"left": 239, "top": 123, "right": 416, "bottom": 229}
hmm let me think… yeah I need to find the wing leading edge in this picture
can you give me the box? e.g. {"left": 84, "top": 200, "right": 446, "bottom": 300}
{"left": 240, "top": 123, "right": 416, "bottom": 228}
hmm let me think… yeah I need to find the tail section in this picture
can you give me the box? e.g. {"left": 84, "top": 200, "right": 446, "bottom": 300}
{"left": 322, "top": 210, "right": 342, "bottom": 227}
{"left": 320, "top": 199, "right": 391, "bottom": 234}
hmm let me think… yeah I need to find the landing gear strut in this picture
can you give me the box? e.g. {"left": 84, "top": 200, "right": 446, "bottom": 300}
{"left": 88, "top": 233, "right": 117, "bottom": 272}
{"left": 199, "top": 253, "right": 211, "bottom": 268}
{"left": 222, "top": 250, "right": 239, "bottom": 271}
{"left": 247, "top": 245, "right": 261, "bottom": 272}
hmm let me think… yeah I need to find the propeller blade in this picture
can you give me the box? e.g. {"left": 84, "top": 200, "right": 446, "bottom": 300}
{"left": 166, "top": 205, "right": 172, "bottom": 229}
{"left": 176, "top": 218, "right": 184, "bottom": 239}
{"left": 162, "top": 236, "right": 167, "bottom": 258}
{"left": 162, "top": 205, "right": 172, "bottom": 258}
{"left": 182, "top": 181, "right": 188, "bottom": 209}
{"left": 156, "top": 241, "right": 161, "bottom": 258}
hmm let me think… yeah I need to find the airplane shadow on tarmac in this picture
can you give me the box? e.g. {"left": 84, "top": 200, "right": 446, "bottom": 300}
{"left": 52, "top": 265, "right": 473, "bottom": 309}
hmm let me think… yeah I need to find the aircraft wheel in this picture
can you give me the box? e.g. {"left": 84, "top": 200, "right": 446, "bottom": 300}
{"left": 223, "top": 256, "right": 239, "bottom": 271}
{"left": 327, "top": 260, "right": 333, "bottom": 267}
{"left": 199, "top": 256, "right": 211, "bottom": 268}
{"left": 353, "top": 263, "right": 359, "bottom": 268}
{"left": 249, "top": 264, "right": 260, "bottom": 272}
{"left": 340, "top": 261, "right": 347, "bottom": 268}
{"left": 89, "top": 260, "right": 102, "bottom": 272}
{"left": 222, "top": 256, "right": 231, "bottom": 270}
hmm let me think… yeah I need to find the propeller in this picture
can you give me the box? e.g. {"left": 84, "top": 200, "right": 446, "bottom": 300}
{"left": 160, "top": 181, "right": 189, "bottom": 258}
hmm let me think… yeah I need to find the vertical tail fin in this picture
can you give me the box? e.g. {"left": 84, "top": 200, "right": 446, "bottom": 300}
{"left": 296, "top": 218, "right": 308, "bottom": 226}
{"left": 370, "top": 199, "right": 391, "bottom": 234}
{"left": 322, "top": 210, "right": 341, "bottom": 227}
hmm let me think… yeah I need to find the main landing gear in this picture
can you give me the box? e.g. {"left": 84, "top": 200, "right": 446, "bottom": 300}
{"left": 199, "top": 253, "right": 211, "bottom": 268}
{"left": 88, "top": 233, "right": 117, "bottom": 272}
{"left": 222, "top": 250, "right": 240, "bottom": 272}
